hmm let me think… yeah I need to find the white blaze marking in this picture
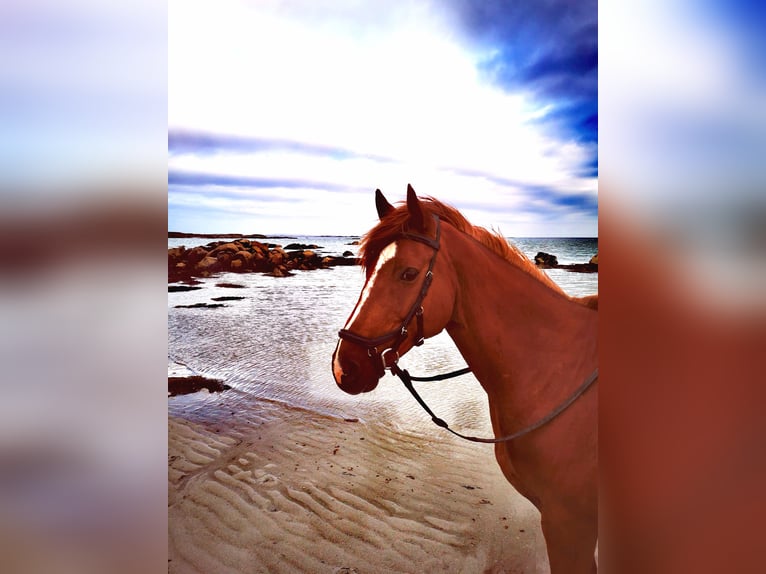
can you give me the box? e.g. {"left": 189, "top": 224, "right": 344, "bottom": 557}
{"left": 344, "top": 241, "right": 397, "bottom": 329}
{"left": 334, "top": 241, "right": 397, "bottom": 379}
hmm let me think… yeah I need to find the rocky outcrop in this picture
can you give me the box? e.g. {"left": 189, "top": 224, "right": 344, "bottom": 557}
{"left": 168, "top": 285, "right": 202, "bottom": 292}
{"left": 168, "top": 375, "right": 231, "bottom": 396}
{"left": 322, "top": 256, "right": 359, "bottom": 267}
{"left": 534, "top": 252, "right": 559, "bottom": 268}
{"left": 284, "top": 243, "right": 320, "bottom": 250}
{"left": 534, "top": 251, "right": 598, "bottom": 273}
{"left": 169, "top": 238, "right": 361, "bottom": 282}
{"left": 556, "top": 263, "right": 598, "bottom": 273}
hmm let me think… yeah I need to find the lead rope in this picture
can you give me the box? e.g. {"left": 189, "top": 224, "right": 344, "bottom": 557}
{"left": 390, "top": 363, "right": 598, "bottom": 444}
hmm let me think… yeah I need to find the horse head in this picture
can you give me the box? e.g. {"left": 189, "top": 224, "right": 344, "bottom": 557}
{"left": 332, "top": 185, "right": 457, "bottom": 395}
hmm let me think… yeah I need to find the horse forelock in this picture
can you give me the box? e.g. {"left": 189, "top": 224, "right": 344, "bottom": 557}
{"left": 359, "top": 196, "right": 564, "bottom": 293}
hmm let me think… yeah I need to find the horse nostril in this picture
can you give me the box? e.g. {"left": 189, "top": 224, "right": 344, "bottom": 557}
{"left": 340, "top": 359, "right": 360, "bottom": 384}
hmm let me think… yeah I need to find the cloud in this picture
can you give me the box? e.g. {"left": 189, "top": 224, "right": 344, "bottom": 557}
{"left": 168, "top": 169, "right": 358, "bottom": 193}
{"left": 448, "top": 0, "right": 598, "bottom": 145}
{"left": 443, "top": 168, "right": 597, "bottom": 219}
{"left": 168, "top": 130, "right": 394, "bottom": 163}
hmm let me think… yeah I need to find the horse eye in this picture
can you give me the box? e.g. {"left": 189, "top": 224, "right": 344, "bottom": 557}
{"left": 400, "top": 267, "right": 419, "bottom": 282}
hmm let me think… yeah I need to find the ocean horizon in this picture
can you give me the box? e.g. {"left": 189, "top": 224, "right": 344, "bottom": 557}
{"left": 169, "top": 235, "right": 597, "bottom": 265}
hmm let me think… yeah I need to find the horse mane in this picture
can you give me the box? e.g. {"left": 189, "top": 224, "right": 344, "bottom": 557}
{"left": 359, "top": 196, "right": 566, "bottom": 295}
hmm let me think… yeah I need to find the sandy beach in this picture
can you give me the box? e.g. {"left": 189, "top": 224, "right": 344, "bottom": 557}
{"left": 169, "top": 389, "right": 549, "bottom": 573}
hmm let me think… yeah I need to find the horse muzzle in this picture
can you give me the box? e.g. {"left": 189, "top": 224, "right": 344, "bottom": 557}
{"left": 332, "top": 344, "right": 383, "bottom": 395}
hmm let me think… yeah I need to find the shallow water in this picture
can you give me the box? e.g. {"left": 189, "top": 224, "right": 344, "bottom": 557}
{"left": 168, "top": 237, "right": 597, "bottom": 435}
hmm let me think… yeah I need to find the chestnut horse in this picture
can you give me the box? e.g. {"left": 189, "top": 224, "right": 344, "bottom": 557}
{"left": 332, "top": 185, "right": 598, "bottom": 573}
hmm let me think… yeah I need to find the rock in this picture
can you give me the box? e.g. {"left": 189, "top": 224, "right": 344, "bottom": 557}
{"left": 250, "top": 241, "right": 269, "bottom": 256}
{"left": 268, "top": 248, "right": 286, "bottom": 266}
{"left": 286, "top": 250, "right": 307, "bottom": 261}
{"left": 589, "top": 252, "right": 598, "bottom": 265}
{"left": 270, "top": 265, "right": 293, "bottom": 277}
{"left": 324, "top": 256, "right": 360, "bottom": 267}
{"left": 216, "top": 253, "right": 233, "bottom": 268}
{"left": 287, "top": 248, "right": 321, "bottom": 270}
{"left": 168, "top": 375, "right": 231, "bottom": 396}
{"left": 215, "top": 282, "right": 246, "bottom": 288}
{"left": 208, "top": 242, "right": 240, "bottom": 257}
{"left": 186, "top": 246, "right": 209, "bottom": 266}
{"left": 168, "top": 285, "right": 202, "bottom": 292}
{"left": 534, "top": 252, "right": 558, "bottom": 268}
{"left": 211, "top": 296, "right": 245, "bottom": 301}
{"left": 174, "top": 302, "right": 226, "bottom": 309}
{"left": 343, "top": 250, "right": 354, "bottom": 257}
{"left": 231, "top": 250, "right": 255, "bottom": 271}
{"left": 346, "top": 240, "right": 360, "bottom": 245}
{"left": 196, "top": 256, "right": 221, "bottom": 273}
{"left": 557, "top": 263, "right": 598, "bottom": 273}
{"left": 284, "top": 243, "right": 320, "bottom": 250}
{"left": 169, "top": 248, "right": 194, "bottom": 283}
{"left": 168, "top": 246, "right": 186, "bottom": 262}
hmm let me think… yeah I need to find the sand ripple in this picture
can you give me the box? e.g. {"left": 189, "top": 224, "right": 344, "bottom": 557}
{"left": 169, "top": 395, "right": 549, "bottom": 573}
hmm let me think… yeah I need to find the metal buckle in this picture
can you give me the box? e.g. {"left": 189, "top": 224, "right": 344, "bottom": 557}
{"left": 380, "top": 348, "right": 399, "bottom": 371}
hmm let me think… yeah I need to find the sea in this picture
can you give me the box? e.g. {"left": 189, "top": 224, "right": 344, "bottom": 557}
{"left": 169, "top": 236, "right": 597, "bottom": 437}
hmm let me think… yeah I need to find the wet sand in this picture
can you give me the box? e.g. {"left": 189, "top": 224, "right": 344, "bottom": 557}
{"left": 169, "top": 391, "right": 549, "bottom": 573}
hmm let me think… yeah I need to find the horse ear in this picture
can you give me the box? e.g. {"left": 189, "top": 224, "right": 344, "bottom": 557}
{"left": 406, "top": 184, "right": 424, "bottom": 231}
{"left": 375, "top": 189, "right": 394, "bottom": 220}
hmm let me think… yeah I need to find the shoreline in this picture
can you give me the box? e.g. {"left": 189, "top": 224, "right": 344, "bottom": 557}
{"left": 169, "top": 390, "right": 549, "bottom": 573}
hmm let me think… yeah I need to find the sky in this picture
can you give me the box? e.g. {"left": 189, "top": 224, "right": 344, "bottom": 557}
{"left": 168, "top": 0, "right": 598, "bottom": 237}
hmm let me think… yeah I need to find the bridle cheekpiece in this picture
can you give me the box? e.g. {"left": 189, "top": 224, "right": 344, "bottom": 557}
{"left": 338, "top": 215, "right": 441, "bottom": 374}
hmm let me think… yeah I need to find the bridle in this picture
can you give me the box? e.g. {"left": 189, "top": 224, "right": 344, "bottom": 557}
{"left": 338, "top": 215, "right": 443, "bottom": 374}
{"left": 337, "top": 214, "right": 598, "bottom": 443}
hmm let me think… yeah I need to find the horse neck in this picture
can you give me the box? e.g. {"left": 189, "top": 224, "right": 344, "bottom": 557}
{"left": 441, "top": 225, "right": 597, "bottom": 423}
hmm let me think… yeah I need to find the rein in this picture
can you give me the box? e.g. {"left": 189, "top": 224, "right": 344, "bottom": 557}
{"left": 392, "top": 363, "right": 598, "bottom": 443}
{"left": 338, "top": 215, "right": 598, "bottom": 443}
